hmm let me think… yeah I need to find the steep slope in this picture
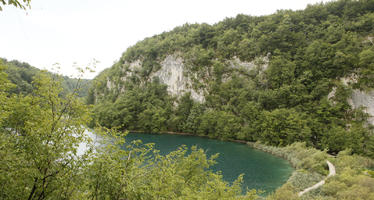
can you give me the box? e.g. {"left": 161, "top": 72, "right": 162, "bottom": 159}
{"left": 90, "top": 0, "right": 374, "bottom": 158}
{"left": 1, "top": 58, "right": 91, "bottom": 98}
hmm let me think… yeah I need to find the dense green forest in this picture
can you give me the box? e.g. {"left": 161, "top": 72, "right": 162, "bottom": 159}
{"left": 91, "top": 0, "right": 374, "bottom": 159}
{"left": 1, "top": 58, "right": 91, "bottom": 97}
{"left": 2, "top": 0, "right": 374, "bottom": 199}
{"left": 1, "top": 63, "right": 373, "bottom": 200}
{"left": 0, "top": 66, "right": 256, "bottom": 199}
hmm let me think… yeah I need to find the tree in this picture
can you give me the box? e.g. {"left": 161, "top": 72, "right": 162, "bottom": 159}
{"left": 0, "top": 0, "right": 31, "bottom": 11}
{"left": 0, "top": 62, "right": 14, "bottom": 125}
{"left": 356, "top": 48, "right": 374, "bottom": 89}
{"left": 259, "top": 109, "right": 312, "bottom": 146}
{"left": 0, "top": 71, "right": 91, "bottom": 199}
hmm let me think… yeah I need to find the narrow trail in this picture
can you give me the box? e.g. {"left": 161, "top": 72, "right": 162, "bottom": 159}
{"left": 298, "top": 160, "right": 336, "bottom": 197}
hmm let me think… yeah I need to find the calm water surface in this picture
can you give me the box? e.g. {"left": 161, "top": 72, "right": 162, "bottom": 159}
{"left": 125, "top": 133, "right": 294, "bottom": 194}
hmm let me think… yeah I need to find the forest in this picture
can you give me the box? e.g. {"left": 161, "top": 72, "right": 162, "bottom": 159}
{"left": 0, "top": 58, "right": 91, "bottom": 97}
{"left": 0, "top": 63, "right": 257, "bottom": 199}
{"left": 91, "top": 0, "right": 374, "bottom": 158}
{"left": 1, "top": 0, "right": 374, "bottom": 199}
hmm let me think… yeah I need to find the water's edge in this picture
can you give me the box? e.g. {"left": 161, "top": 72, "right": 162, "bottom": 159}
{"left": 127, "top": 131, "right": 296, "bottom": 195}
{"left": 129, "top": 130, "right": 294, "bottom": 167}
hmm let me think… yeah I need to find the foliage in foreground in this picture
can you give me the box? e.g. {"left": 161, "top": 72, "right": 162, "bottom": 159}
{"left": 88, "top": 129, "right": 256, "bottom": 200}
{"left": 0, "top": 0, "right": 30, "bottom": 11}
{"left": 0, "top": 66, "right": 256, "bottom": 199}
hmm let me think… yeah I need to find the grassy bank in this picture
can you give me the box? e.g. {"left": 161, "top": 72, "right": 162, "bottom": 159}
{"left": 128, "top": 131, "right": 374, "bottom": 199}
{"left": 248, "top": 142, "right": 374, "bottom": 200}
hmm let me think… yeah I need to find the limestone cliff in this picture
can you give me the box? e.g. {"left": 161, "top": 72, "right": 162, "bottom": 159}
{"left": 98, "top": 54, "right": 268, "bottom": 103}
{"left": 328, "top": 76, "right": 374, "bottom": 125}
{"left": 350, "top": 90, "right": 374, "bottom": 125}
{"left": 149, "top": 55, "right": 204, "bottom": 102}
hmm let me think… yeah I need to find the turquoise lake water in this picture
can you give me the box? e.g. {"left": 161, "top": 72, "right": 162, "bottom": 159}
{"left": 124, "top": 133, "right": 294, "bottom": 194}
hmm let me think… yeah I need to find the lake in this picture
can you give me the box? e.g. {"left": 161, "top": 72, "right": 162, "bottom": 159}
{"left": 124, "top": 133, "right": 294, "bottom": 195}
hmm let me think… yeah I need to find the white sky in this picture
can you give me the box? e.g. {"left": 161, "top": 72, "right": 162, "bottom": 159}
{"left": 0, "top": 0, "right": 330, "bottom": 79}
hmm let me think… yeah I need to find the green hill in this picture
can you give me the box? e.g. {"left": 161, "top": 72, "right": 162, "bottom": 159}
{"left": 90, "top": 0, "right": 374, "bottom": 158}
{"left": 1, "top": 58, "right": 91, "bottom": 98}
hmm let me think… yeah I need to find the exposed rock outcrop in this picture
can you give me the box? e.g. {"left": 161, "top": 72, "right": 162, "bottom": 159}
{"left": 103, "top": 54, "right": 268, "bottom": 103}
{"left": 150, "top": 55, "right": 205, "bottom": 102}
{"left": 328, "top": 75, "right": 374, "bottom": 125}
{"left": 350, "top": 90, "right": 374, "bottom": 125}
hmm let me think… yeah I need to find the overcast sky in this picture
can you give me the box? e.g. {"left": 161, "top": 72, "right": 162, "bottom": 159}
{"left": 1, "top": 0, "right": 330, "bottom": 79}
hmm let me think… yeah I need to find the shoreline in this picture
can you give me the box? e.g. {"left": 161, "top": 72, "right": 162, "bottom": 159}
{"left": 129, "top": 130, "right": 249, "bottom": 143}
{"left": 127, "top": 130, "right": 340, "bottom": 197}
{"left": 129, "top": 130, "right": 195, "bottom": 136}
{"left": 127, "top": 130, "right": 296, "bottom": 195}
{"left": 128, "top": 130, "right": 297, "bottom": 172}
{"left": 128, "top": 130, "right": 280, "bottom": 152}
{"left": 128, "top": 130, "right": 292, "bottom": 165}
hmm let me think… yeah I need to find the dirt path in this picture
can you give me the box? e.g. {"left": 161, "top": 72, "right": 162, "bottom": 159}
{"left": 298, "top": 160, "right": 336, "bottom": 197}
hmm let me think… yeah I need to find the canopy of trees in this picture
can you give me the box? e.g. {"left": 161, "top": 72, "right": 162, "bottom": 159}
{"left": 1, "top": 58, "right": 92, "bottom": 98}
{"left": 91, "top": 0, "right": 374, "bottom": 158}
{"left": 0, "top": 64, "right": 256, "bottom": 199}
{"left": 2, "top": 0, "right": 374, "bottom": 199}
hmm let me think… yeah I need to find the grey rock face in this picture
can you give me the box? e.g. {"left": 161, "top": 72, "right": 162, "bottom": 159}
{"left": 150, "top": 55, "right": 205, "bottom": 102}
{"left": 328, "top": 76, "right": 374, "bottom": 125}
{"left": 350, "top": 90, "right": 374, "bottom": 125}
{"left": 105, "top": 54, "right": 269, "bottom": 103}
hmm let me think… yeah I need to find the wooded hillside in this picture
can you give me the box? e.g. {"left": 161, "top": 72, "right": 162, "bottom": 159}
{"left": 91, "top": 0, "right": 374, "bottom": 158}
